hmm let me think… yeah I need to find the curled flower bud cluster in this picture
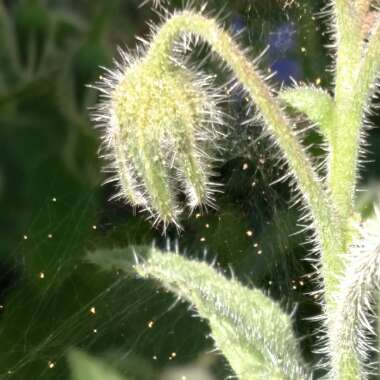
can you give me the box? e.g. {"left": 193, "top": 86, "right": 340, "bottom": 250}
{"left": 92, "top": 46, "right": 224, "bottom": 228}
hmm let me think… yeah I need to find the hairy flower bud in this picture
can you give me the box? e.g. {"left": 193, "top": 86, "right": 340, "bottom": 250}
{"left": 93, "top": 48, "right": 223, "bottom": 228}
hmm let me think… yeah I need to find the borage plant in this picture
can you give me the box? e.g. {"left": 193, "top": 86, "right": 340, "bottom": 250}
{"left": 74, "top": 1, "right": 380, "bottom": 379}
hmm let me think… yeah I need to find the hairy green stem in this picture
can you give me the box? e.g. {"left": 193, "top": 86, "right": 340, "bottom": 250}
{"left": 328, "top": 9, "right": 380, "bottom": 232}
{"left": 328, "top": 1, "right": 363, "bottom": 234}
{"left": 319, "top": 5, "right": 380, "bottom": 379}
{"left": 325, "top": 4, "right": 371, "bottom": 378}
{"left": 146, "top": 11, "right": 345, "bottom": 304}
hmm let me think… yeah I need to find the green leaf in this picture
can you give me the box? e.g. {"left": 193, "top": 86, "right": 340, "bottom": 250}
{"left": 279, "top": 86, "right": 334, "bottom": 144}
{"left": 67, "top": 349, "right": 128, "bottom": 380}
{"left": 89, "top": 246, "right": 312, "bottom": 380}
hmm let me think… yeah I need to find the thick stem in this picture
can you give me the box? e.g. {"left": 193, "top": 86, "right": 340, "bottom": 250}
{"left": 327, "top": 9, "right": 380, "bottom": 377}
{"left": 327, "top": 1, "right": 363, "bottom": 235}
{"left": 329, "top": 21, "right": 380, "bottom": 379}
{"left": 147, "top": 11, "right": 345, "bottom": 304}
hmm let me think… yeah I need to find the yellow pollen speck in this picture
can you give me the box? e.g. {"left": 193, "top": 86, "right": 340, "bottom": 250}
{"left": 242, "top": 163, "right": 249, "bottom": 170}
{"left": 315, "top": 77, "right": 321, "bottom": 85}
{"left": 254, "top": 243, "right": 258, "bottom": 248}
{"left": 93, "top": 329, "right": 98, "bottom": 333}
{"left": 257, "top": 250, "right": 262, "bottom": 255}
{"left": 153, "top": 355, "right": 157, "bottom": 360}
{"left": 205, "top": 223, "right": 210, "bottom": 228}
{"left": 301, "top": 46, "right": 306, "bottom": 52}
{"left": 92, "top": 225, "right": 97, "bottom": 230}
{"left": 90, "top": 307, "right": 96, "bottom": 315}
{"left": 148, "top": 320, "right": 155, "bottom": 328}
{"left": 39, "top": 272, "right": 45, "bottom": 279}
{"left": 52, "top": 197, "right": 57, "bottom": 202}
{"left": 48, "top": 234, "right": 53, "bottom": 239}
{"left": 48, "top": 361, "right": 55, "bottom": 369}
{"left": 23, "top": 235, "right": 28, "bottom": 240}
{"left": 246, "top": 230, "right": 253, "bottom": 237}
{"left": 195, "top": 213, "right": 201, "bottom": 219}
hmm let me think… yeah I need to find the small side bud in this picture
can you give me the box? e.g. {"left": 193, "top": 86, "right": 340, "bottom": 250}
{"left": 92, "top": 42, "right": 223, "bottom": 228}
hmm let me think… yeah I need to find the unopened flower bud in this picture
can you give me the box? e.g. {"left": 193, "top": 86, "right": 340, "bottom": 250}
{"left": 93, "top": 47, "right": 223, "bottom": 227}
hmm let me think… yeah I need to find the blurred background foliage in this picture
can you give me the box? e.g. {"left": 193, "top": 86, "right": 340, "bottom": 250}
{"left": 0, "top": 0, "right": 379, "bottom": 379}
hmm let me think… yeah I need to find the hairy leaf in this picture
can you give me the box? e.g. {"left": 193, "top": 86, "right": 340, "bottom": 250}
{"left": 89, "top": 246, "right": 311, "bottom": 380}
{"left": 279, "top": 86, "right": 334, "bottom": 144}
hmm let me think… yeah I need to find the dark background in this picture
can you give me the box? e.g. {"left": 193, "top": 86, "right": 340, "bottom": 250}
{"left": 0, "top": 0, "right": 379, "bottom": 379}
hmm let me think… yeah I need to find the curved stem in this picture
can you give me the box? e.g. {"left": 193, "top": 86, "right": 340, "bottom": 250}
{"left": 146, "top": 11, "right": 345, "bottom": 304}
